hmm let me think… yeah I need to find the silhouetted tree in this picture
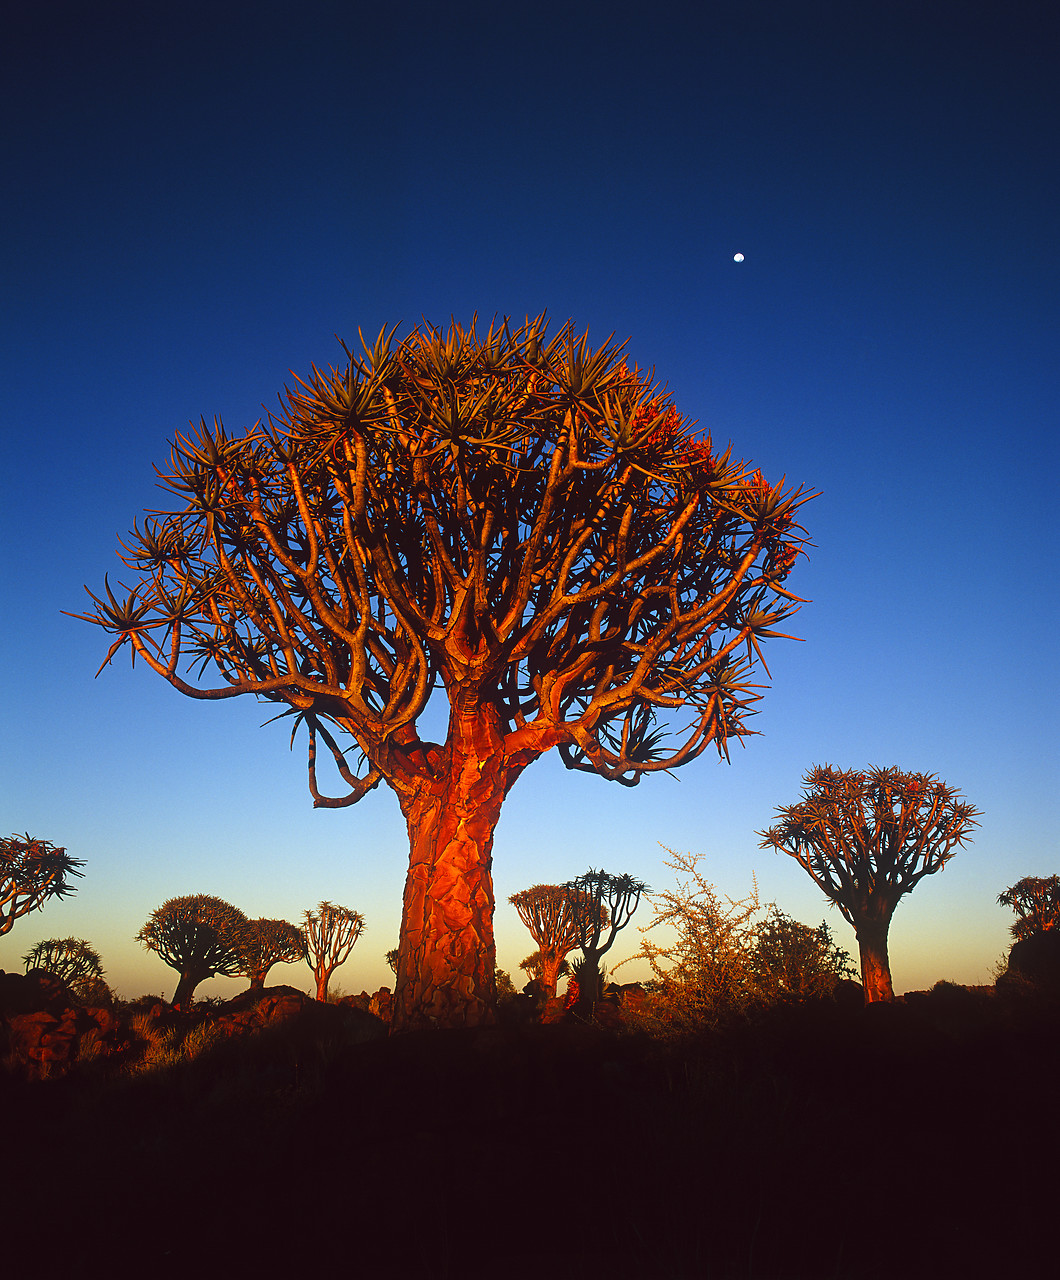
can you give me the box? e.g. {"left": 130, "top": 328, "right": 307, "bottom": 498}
{"left": 564, "top": 868, "right": 648, "bottom": 1013}
{"left": 136, "top": 894, "right": 249, "bottom": 1009}
{"left": 751, "top": 908, "right": 856, "bottom": 1002}
{"left": 759, "top": 766, "right": 980, "bottom": 1002}
{"left": 75, "top": 316, "right": 811, "bottom": 1030}
{"left": 998, "top": 875, "right": 1060, "bottom": 941}
{"left": 509, "top": 883, "right": 603, "bottom": 1000}
{"left": 304, "top": 901, "right": 364, "bottom": 1001}
{"left": 22, "top": 937, "right": 105, "bottom": 1000}
{"left": 1, "top": 834, "right": 84, "bottom": 937}
{"left": 238, "top": 917, "right": 305, "bottom": 990}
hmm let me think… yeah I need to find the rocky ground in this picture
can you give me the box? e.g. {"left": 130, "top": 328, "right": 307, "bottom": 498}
{"left": 2, "top": 974, "right": 1058, "bottom": 1279}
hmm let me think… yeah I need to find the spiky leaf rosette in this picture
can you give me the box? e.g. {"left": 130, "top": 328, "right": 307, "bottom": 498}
{"left": 1, "top": 835, "right": 84, "bottom": 937}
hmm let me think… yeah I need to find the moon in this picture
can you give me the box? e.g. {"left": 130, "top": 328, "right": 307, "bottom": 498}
{"left": 733, "top": 252, "right": 745, "bottom": 262}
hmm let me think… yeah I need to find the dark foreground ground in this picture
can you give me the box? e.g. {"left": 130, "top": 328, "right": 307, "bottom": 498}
{"left": 3, "top": 986, "right": 1058, "bottom": 1280}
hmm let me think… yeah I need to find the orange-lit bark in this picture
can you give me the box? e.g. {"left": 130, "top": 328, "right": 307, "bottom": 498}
{"left": 856, "top": 916, "right": 894, "bottom": 1003}
{"left": 392, "top": 700, "right": 528, "bottom": 1032}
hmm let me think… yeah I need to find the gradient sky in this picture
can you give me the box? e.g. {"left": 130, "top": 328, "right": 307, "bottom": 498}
{"left": 2, "top": 0, "right": 1057, "bottom": 1002}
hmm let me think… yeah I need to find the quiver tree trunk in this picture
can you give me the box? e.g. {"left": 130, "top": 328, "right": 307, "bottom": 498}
{"left": 392, "top": 700, "right": 525, "bottom": 1032}
{"left": 172, "top": 970, "right": 204, "bottom": 1011}
{"left": 538, "top": 951, "right": 564, "bottom": 1002}
{"left": 855, "top": 914, "right": 894, "bottom": 1003}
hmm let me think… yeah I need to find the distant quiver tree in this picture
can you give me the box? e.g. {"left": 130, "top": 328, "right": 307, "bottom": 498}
{"left": 509, "top": 883, "right": 603, "bottom": 1001}
{"left": 73, "top": 316, "right": 812, "bottom": 1031}
{"left": 564, "top": 868, "right": 648, "bottom": 1012}
{"left": 1, "top": 834, "right": 84, "bottom": 937}
{"left": 759, "top": 766, "right": 980, "bottom": 1002}
{"left": 998, "top": 875, "right": 1060, "bottom": 941}
{"left": 238, "top": 917, "right": 306, "bottom": 990}
{"left": 136, "top": 894, "right": 249, "bottom": 1009}
{"left": 23, "top": 937, "right": 105, "bottom": 1000}
{"left": 303, "top": 901, "right": 364, "bottom": 1001}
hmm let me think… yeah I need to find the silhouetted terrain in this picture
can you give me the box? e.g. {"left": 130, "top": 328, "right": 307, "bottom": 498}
{"left": 2, "top": 984, "right": 1057, "bottom": 1279}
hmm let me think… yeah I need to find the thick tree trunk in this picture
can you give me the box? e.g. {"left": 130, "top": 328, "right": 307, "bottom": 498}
{"left": 577, "top": 953, "right": 604, "bottom": 1017}
{"left": 315, "top": 970, "right": 330, "bottom": 1002}
{"left": 391, "top": 701, "right": 518, "bottom": 1032}
{"left": 855, "top": 915, "right": 894, "bottom": 1003}
{"left": 539, "top": 950, "right": 563, "bottom": 1001}
{"left": 172, "top": 970, "right": 202, "bottom": 1010}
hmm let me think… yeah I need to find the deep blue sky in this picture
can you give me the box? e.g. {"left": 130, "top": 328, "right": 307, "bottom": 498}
{"left": 2, "top": 0, "right": 1057, "bottom": 1000}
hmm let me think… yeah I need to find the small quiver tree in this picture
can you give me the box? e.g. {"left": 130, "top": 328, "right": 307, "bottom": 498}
{"left": 22, "top": 937, "right": 105, "bottom": 1003}
{"left": 759, "top": 766, "right": 980, "bottom": 1003}
{"left": 136, "top": 895, "right": 250, "bottom": 1010}
{"left": 238, "top": 917, "right": 306, "bottom": 990}
{"left": 1, "top": 835, "right": 84, "bottom": 937}
{"left": 303, "top": 901, "right": 364, "bottom": 1002}
{"left": 563, "top": 868, "right": 647, "bottom": 1014}
{"left": 509, "top": 884, "right": 601, "bottom": 1001}
{"left": 74, "top": 316, "right": 812, "bottom": 1031}
{"left": 998, "top": 876, "right": 1060, "bottom": 941}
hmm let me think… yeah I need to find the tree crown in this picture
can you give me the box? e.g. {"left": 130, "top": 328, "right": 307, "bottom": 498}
{"left": 759, "top": 765, "right": 980, "bottom": 924}
{"left": 1, "top": 835, "right": 84, "bottom": 937}
{"left": 509, "top": 882, "right": 605, "bottom": 955}
{"left": 563, "top": 867, "right": 648, "bottom": 956}
{"left": 998, "top": 875, "right": 1060, "bottom": 941}
{"left": 237, "top": 917, "right": 306, "bottom": 980}
{"left": 22, "top": 937, "right": 105, "bottom": 992}
{"left": 136, "top": 894, "right": 249, "bottom": 978}
{"left": 73, "top": 316, "right": 812, "bottom": 805}
{"left": 303, "top": 901, "right": 365, "bottom": 970}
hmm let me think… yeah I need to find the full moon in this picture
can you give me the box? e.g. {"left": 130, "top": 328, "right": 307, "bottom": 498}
{"left": 733, "top": 252, "right": 745, "bottom": 262}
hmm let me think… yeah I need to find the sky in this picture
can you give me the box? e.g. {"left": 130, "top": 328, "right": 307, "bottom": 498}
{"left": 2, "top": 0, "right": 1057, "bottom": 1002}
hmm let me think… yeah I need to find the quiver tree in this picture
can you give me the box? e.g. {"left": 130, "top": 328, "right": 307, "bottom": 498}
{"left": 73, "top": 316, "right": 811, "bottom": 1031}
{"left": 759, "top": 766, "right": 980, "bottom": 1002}
{"left": 564, "top": 868, "right": 647, "bottom": 1012}
{"left": 22, "top": 937, "right": 105, "bottom": 1001}
{"left": 303, "top": 901, "right": 364, "bottom": 1001}
{"left": 1, "top": 835, "right": 84, "bottom": 937}
{"left": 509, "top": 883, "right": 602, "bottom": 1000}
{"left": 998, "top": 876, "right": 1060, "bottom": 941}
{"left": 238, "top": 917, "right": 306, "bottom": 989}
{"left": 136, "top": 894, "right": 249, "bottom": 1009}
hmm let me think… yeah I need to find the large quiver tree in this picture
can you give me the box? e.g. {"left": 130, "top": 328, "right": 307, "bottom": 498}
{"left": 759, "top": 766, "right": 980, "bottom": 1002}
{"left": 75, "top": 316, "right": 811, "bottom": 1031}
